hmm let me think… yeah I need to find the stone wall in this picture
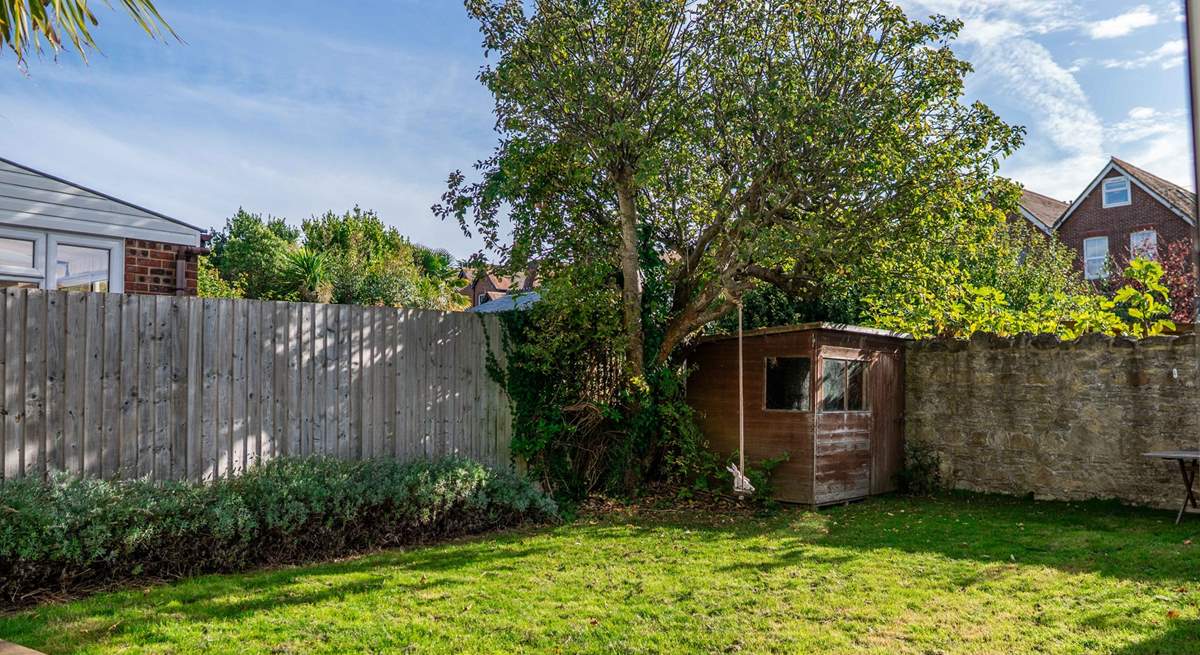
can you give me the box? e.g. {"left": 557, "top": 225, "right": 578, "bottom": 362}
{"left": 905, "top": 332, "right": 1200, "bottom": 508}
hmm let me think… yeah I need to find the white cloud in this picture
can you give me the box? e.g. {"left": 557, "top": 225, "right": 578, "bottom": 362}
{"left": 1086, "top": 5, "right": 1160, "bottom": 39}
{"left": 901, "top": 0, "right": 1193, "bottom": 197}
{"left": 1101, "top": 39, "right": 1186, "bottom": 70}
{"left": 0, "top": 11, "right": 500, "bottom": 257}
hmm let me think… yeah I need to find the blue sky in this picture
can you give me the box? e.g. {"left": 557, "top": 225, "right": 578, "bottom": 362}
{"left": 0, "top": 1, "right": 1192, "bottom": 257}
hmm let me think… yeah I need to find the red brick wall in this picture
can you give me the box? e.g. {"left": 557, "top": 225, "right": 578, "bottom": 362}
{"left": 1057, "top": 169, "right": 1193, "bottom": 275}
{"left": 124, "top": 239, "right": 199, "bottom": 296}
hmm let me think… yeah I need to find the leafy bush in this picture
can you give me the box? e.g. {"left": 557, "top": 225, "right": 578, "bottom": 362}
{"left": 0, "top": 457, "right": 556, "bottom": 603}
{"left": 897, "top": 440, "right": 943, "bottom": 495}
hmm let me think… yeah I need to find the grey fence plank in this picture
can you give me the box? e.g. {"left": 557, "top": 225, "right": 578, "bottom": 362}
{"left": 185, "top": 299, "right": 203, "bottom": 480}
{"left": 101, "top": 295, "right": 121, "bottom": 478}
{"left": 64, "top": 293, "right": 86, "bottom": 476}
{"left": 231, "top": 299, "right": 248, "bottom": 475}
{"left": 200, "top": 299, "right": 219, "bottom": 481}
{"left": 23, "top": 291, "right": 44, "bottom": 478}
{"left": 135, "top": 296, "right": 155, "bottom": 479}
{"left": 84, "top": 293, "right": 105, "bottom": 478}
{"left": 44, "top": 292, "right": 64, "bottom": 474}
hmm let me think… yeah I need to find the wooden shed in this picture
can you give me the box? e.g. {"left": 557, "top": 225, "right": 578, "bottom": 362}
{"left": 686, "top": 323, "right": 907, "bottom": 506}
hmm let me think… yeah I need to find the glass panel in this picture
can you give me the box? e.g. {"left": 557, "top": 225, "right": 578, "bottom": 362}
{"left": 1084, "top": 237, "right": 1108, "bottom": 258}
{"left": 821, "top": 359, "right": 846, "bottom": 412}
{"left": 55, "top": 244, "right": 109, "bottom": 292}
{"left": 846, "top": 361, "right": 866, "bottom": 411}
{"left": 1130, "top": 231, "right": 1157, "bottom": 259}
{"left": 0, "top": 237, "right": 34, "bottom": 269}
{"left": 0, "top": 279, "right": 39, "bottom": 289}
{"left": 1103, "top": 179, "right": 1129, "bottom": 206}
{"left": 764, "top": 357, "right": 810, "bottom": 411}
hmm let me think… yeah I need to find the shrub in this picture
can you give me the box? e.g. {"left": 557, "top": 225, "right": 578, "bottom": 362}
{"left": 897, "top": 440, "right": 943, "bottom": 495}
{"left": 0, "top": 457, "right": 556, "bottom": 604}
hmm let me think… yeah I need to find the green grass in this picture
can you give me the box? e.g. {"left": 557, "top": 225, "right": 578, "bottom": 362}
{"left": 4, "top": 493, "right": 1200, "bottom": 654}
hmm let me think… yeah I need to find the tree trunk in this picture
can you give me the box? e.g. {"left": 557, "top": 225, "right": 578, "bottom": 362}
{"left": 615, "top": 167, "right": 645, "bottom": 381}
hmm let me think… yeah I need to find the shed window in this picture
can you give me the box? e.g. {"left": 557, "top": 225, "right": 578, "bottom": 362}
{"left": 821, "top": 358, "right": 867, "bottom": 412}
{"left": 1102, "top": 177, "right": 1131, "bottom": 208}
{"left": 764, "top": 357, "right": 811, "bottom": 411}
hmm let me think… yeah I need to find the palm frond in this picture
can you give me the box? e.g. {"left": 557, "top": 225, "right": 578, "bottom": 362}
{"left": 0, "top": 0, "right": 176, "bottom": 66}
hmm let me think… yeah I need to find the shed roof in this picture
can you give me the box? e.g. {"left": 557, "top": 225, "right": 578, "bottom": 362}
{"left": 0, "top": 156, "right": 204, "bottom": 246}
{"left": 695, "top": 322, "right": 910, "bottom": 344}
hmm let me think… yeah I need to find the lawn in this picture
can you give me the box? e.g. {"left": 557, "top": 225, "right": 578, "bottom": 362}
{"left": 3, "top": 493, "right": 1200, "bottom": 654}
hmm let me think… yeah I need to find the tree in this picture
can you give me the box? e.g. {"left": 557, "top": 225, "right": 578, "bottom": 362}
{"left": 864, "top": 213, "right": 1088, "bottom": 336}
{"left": 207, "top": 207, "right": 468, "bottom": 311}
{"left": 282, "top": 247, "right": 333, "bottom": 304}
{"left": 439, "top": 0, "right": 1022, "bottom": 384}
{"left": 208, "top": 209, "right": 299, "bottom": 301}
{"left": 1, "top": 0, "right": 174, "bottom": 65}
{"left": 301, "top": 207, "right": 467, "bottom": 310}
{"left": 196, "top": 255, "right": 243, "bottom": 299}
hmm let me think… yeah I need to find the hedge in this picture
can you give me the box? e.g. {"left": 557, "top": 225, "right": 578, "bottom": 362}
{"left": 0, "top": 457, "right": 557, "bottom": 603}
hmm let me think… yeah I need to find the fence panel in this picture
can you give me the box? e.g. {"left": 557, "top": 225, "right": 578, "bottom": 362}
{"left": 0, "top": 289, "right": 513, "bottom": 482}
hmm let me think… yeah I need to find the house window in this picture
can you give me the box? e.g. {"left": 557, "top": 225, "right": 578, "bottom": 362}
{"left": 0, "top": 228, "right": 122, "bottom": 292}
{"left": 1102, "top": 177, "right": 1131, "bottom": 208}
{"left": 820, "top": 358, "right": 867, "bottom": 412}
{"left": 1083, "top": 236, "right": 1109, "bottom": 280}
{"left": 477, "top": 293, "right": 489, "bottom": 306}
{"left": 1130, "top": 230, "right": 1158, "bottom": 260}
{"left": 764, "top": 357, "right": 811, "bottom": 411}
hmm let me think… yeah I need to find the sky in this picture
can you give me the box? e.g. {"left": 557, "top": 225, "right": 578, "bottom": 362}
{"left": 0, "top": 1, "right": 1192, "bottom": 257}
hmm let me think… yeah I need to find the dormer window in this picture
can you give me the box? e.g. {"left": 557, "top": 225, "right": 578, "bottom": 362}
{"left": 1102, "top": 177, "right": 1131, "bottom": 208}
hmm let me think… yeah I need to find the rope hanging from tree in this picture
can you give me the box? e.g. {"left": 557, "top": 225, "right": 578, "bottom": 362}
{"left": 727, "top": 300, "right": 755, "bottom": 495}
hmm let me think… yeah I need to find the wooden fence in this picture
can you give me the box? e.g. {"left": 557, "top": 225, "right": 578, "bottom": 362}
{"left": 0, "top": 289, "right": 512, "bottom": 482}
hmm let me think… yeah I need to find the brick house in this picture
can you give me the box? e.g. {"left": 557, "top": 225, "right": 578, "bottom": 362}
{"left": 0, "top": 157, "right": 207, "bottom": 295}
{"left": 458, "top": 265, "right": 539, "bottom": 309}
{"left": 1047, "top": 157, "right": 1195, "bottom": 280}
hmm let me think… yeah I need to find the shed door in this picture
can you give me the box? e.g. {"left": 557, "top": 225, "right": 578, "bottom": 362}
{"left": 813, "top": 350, "right": 872, "bottom": 504}
{"left": 869, "top": 352, "right": 904, "bottom": 494}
